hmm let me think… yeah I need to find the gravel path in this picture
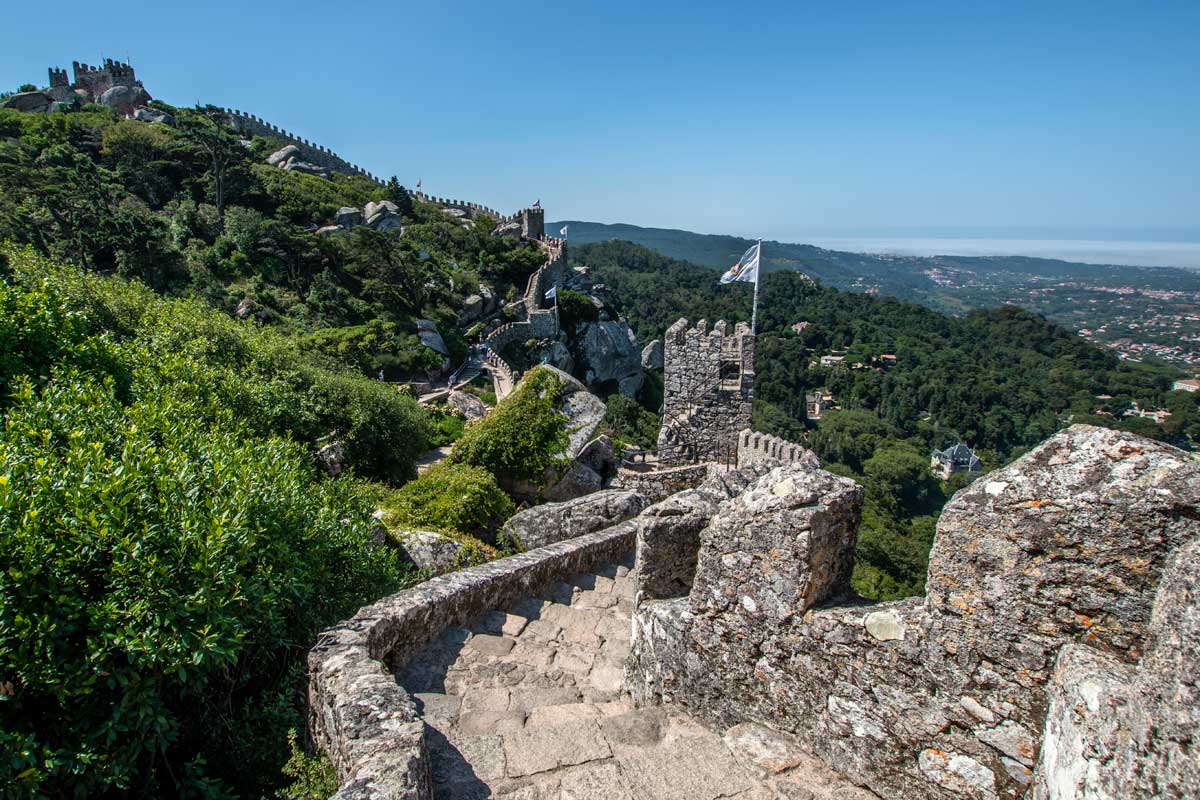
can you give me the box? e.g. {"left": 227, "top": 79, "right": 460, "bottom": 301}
{"left": 396, "top": 552, "right": 878, "bottom": 800}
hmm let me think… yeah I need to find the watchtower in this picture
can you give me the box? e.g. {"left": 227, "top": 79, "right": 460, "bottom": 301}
{"left": 656, "top": 318, "right": 755, "bottom": 466}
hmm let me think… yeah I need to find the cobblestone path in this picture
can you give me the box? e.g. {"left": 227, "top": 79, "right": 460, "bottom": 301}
{"left": 396, "top": 553, "right": 878, "bottom": 800}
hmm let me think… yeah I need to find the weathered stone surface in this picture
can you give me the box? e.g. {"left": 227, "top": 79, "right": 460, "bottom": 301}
{"left": 446, "top": 390, "right": 488, "bottom": 420}
{"left": 397, "top": 530, "right": 463, "bottom": 575}
{"left": 577, "top": 320, "right": 644, "bottom": 397}
{"left": 133, "top": 106, "right": 173, "bottom": 124}
{"left": 1033, "top": 536, "right": 1200, "bottom": 800}
{"left": 575, "top": 434, "right": 616, "bottom": 477}
{"left": 267, "top": 144, "right": 300, "bottom": 166}
{"left": 0, "top": 90, "right": 52, "bottom": 113}
{"left": 364, "top": 200, "right": 403, "bottom": 233}
{"left": 316, "top": 440, "right": 347, "bottom": 477}
{"left": 335, "top": 206, "right": 363, "bottom": 228}
{"left": 627, "top": 426, "right": 1200, "bottom": 800}
{"left": 503, "top": 490, "right": 649, "bottom": 550}
{"left": 284, "top": 159, "right": 330, "bottom": 177}
{"left": 691, "top": 464, "right": 863, "bottom": 621}
{"left": 316, "top": 224, "right": 342, "bottom": 237}
{"left": 540, "top": 461, "right": 603, "bottom": 503}
{"left": 98, "top": 84, "right": 151, "bottom": 113}
{"left": 925, "top": 425, "right": 1200, "bottom": 719}
{"left": 641, "top": 339, "right": 664, "bottom": 370}
{"left": 310, "top": 525, "right": 637, "bottom": 799}
{"left": 415, "top": 319, "right": 449, "bottom": 356}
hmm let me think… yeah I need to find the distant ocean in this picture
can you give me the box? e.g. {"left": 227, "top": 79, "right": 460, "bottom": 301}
{"left": 792, "top": 236, "right": 1200, "bottom": 270}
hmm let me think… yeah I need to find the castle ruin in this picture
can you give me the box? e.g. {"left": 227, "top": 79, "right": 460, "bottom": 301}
{"left": 657, "top": 318, "right": 755, "bottom": 466}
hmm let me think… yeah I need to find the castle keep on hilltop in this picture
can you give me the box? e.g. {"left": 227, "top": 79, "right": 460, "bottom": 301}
{"left": 657, "top": 318, "right": 755, "bottom": 466}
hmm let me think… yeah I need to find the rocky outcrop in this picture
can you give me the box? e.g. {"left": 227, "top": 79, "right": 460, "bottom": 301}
{"left": 335, "top": 206, "right": 363, "bottom": 228}
{"left": 0, "top": 91, "right": 52, "bottom": 113}
{"left": 132, "top": 106, "right": 173, "bottom": 124}
{"left": 628, "top": 426, "right": 1200, "bottom": 800}
{"left": 363, "top": 200, "right": 403, "bottom": 233}
{"left": 396, "top": 530, "right": 465, "bottom": 575}
{"left": 99, "top": 84, "right": 151, "bottom": 114}
{"left": 267, "top": 144, "right": 300, "bottom": 166}
{"left": 501, "top": 489, "right": 650, "bottom": 550}
{"left": 317, "top": 440, "right": 347, "bottom": 477}
{"left": 415, "top": 319, "right": 448, "bottom": 357}
{"left": 577, "top": 320, "right": 644, "bottom": 396}
{"left": 446, "top": 390, "right": 488, "bottom": 421}
{"left": 641, "top": 339, "right": 664, "bottom": 370}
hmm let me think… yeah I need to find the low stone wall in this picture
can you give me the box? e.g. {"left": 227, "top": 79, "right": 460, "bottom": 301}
{"left": 627, "top": 426, "right": 1200, "bottom": 800}
{"left": 308, "top": 523, "right": 637, "bottom": 799}
{"left": 613, "top": 463, "right": 714, "bottom": 503}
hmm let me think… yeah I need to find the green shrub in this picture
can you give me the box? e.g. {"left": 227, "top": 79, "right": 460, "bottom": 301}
{"left": 556, "top": 288, "right": 598, "bottom": 330}
{"left": 602, "top": 393, "right": 660, "bottom": 449}
{"left": 449, "top": 367, "right": 571, "bottom": 484}
{"left": 382, "top": 462, "right": 514, "bottom": 536}
{"left": 3, "top": 247, "right": 431, "bottom": 483}
{"left": 0, "top": 374, "right": 413, "bottom": 796}
{"left": 427, "top": 405, "right": 467, "bottom": 447}
{"left": 279, "top": 730, "right": 339, "bottom": 800}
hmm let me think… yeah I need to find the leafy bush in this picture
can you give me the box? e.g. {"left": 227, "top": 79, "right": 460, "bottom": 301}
{"left": 602, "top": 393, "right": 660, "bottom": 449}
{"left": 556, "top": 288, "right": 598, "bottom": 330}
{"left": 0, "top": 374, "right": 413, "bottom": 796}
{"left": 427, "top": 405, "right": 467, "bottom": 447}
{"left": 381, "top": 462, "right": 514, "bottom": 537}
{"left": 3, "top": 247, "right": 432, "bottom": 483}
{"left": 450, "top": 367, "right": 571, "bottom": 484}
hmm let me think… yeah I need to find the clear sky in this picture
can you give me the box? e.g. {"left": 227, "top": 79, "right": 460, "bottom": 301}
{"left": 4, "top": 1, "right": 1198, "bottom": 242}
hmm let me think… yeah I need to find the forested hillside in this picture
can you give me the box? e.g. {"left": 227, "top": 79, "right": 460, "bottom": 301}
{"left": 557, "top": 221, "right": 1200, "bottom": 368}
{"left": 575, "top": 240, "right": 1200, "bottom": 597}
{"left": 0, "top": 102, "right": 549, "bottom": 797}
{"left": 0, "top": 104, "right": 544, "bottom": 379}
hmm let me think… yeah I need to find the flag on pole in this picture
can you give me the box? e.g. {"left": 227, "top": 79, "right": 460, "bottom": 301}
{"left": 545, "top": 286, "right": 557, "bottom": 300}
{"left": 532, "top": 199, "right": 542, "bottom": 209}
{"left": 720, "top": 242, "right": 761, "bottom": 284}
{"left": 559, "top": 225, "right": 569, "bottom": 237}
{"left": 416, "top": 178, "right": 422, "bottom": 188}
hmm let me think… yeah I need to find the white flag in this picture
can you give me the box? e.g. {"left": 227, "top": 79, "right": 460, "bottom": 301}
{"left": 720, "top": 242, "right": 761, "bottom": 284}
{"left": 560, "top": 225, "right": 569, "bottom": 236}
{"left": 545, "top": 286, "right": 557, "bottom": 300}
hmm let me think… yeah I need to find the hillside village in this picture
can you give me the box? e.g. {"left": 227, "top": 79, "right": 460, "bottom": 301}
{"left": 1, "top": 55, "right": 1198, "bottom": 800}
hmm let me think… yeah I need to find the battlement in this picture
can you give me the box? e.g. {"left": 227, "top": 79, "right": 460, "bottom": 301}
{"left": 736, "top": 429, "right": 815, "bottom": 468}
{"left": 221, "top": 108, "right": 385, "bottom": 185}
{"left": 48, "top": 67, "right": 68, "bottom": 88}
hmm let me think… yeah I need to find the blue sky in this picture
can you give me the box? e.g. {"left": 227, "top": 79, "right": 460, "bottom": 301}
{"left": 4, "top": 1, "right": 1198, "bottom": 242}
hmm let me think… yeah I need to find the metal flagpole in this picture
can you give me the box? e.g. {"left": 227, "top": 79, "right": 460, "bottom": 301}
{"left": 751, "top": 239, "right": 762, "bottom": 334}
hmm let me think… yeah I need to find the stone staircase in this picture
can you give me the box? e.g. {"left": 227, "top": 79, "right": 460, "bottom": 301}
{"left": 394, "top": 553, "right": 878, "bottom": 800}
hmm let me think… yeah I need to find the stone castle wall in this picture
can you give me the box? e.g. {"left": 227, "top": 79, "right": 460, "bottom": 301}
{"left": 221, "top": 108, "right": 385, "bottom": 184}
{"left": 627, "top": 425, "right": 1200, "bottom": 800}
{"left": 657, "top": 318, "right": 754, "bottom": 466}
{"left": 736, "top": 430, "right": 815, "bottom": 469}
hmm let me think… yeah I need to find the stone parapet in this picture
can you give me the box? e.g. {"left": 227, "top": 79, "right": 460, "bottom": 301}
{"left": 309, "top": 523, "right": 638, "bottom": 799}
{"left": 736, "top": 429, "right": 818, "bottom": 469}
{"left": 628, "top": 426, "right": 1200, "bottom": 800}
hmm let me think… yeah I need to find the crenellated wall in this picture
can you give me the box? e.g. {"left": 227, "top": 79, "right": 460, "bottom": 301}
{"left": 736, "top": 429, "right": 815, "bottom": 469}
{"left": 221, "top": 108, "right": 385, "bottom": 184}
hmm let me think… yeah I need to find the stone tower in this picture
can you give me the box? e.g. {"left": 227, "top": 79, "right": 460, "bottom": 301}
{"left": 657, "top": 318, "right": 754, "bottom": 466}
{"left": 520, "top": 207, "right": 544, "bottom": 240}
